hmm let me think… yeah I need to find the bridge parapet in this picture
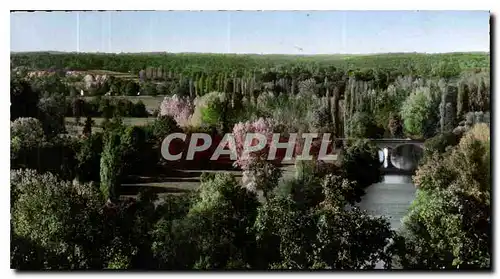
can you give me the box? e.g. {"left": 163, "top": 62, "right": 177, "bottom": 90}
{"left": 336, "top": 138, "right": 424, "bottom": 149}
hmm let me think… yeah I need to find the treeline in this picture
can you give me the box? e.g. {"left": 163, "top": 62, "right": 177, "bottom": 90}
{"left": 12, "top": 52, "right": 489, "bottom": 98}
{"left": 67, "top": 97, "right": 150, "bottom": 119}
{"left": 11, "top": 52, "right": 489, "bottom": 77}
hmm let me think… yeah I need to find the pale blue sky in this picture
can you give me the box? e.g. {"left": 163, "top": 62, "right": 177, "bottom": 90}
{"left": 10, "top": 11, "right": 490, "bottom": 54}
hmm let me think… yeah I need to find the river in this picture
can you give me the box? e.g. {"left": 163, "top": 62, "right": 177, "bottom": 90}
{"left": 357, "top": 174, "right": 416, "bottom": 230}
{"left": 356, "top": 174, "right": 417, "bottom": 269}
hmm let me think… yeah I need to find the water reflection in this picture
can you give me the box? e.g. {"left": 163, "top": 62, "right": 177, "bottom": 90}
{"left": 378, "top": 149, "right": 384, "bottom": 163}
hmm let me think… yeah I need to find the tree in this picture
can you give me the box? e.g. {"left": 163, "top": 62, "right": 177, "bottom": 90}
{"left": 11, "top": 169, "right": 104, "bottom": 269}
{"left": 99, "top": 98, "right": 114, "bottom": 120}
{"left": 156, "top": 83, "right": 169, "bottom": 96}
{"left": 11, "top": 117, "right": 45, "bottom": 150}
{"left": 252, "top": 195, "right": 317, "bottom": 269}
{"left": 159, "top": 94, "right": 194, "bottom": 127}
{"left": 100, "top": 131, "right": 124, "bottom": 201}
{"left": 147, "top": 115, "right": 181, "bottom": 143}
{"left": 120, "top": 126, "right": 147, "bottom": 175}
{"left": 37, "top": 93, "right": 67, "bottom": 138}
{"left": 388, "top": 113, "right": 403, "bottom": 138}
{"left": 232, "top": 118, "right": 275, "bottom": 170}
{"left": 422, "top": 132, "right": 460, "bottom": 159}
{"left": 124, "top": 81, "right": 140, "bottom": 96}
{"left": 181, "top": 173, "right": 259, "bottom": 269}
{"left": 313, "top": 207, "right": 394, "bottom": 269}
{"left": 241, "top": 159, "right": 282, "bottom": 201}
{"left": 397, "top": 124, "right": 490, "bottom": 269}
{"left": 132, "top": 101, "right": 148, "bottom": 117}
{"left": 200, "top": 93, "right": 235, "bottom": 133}
{"left": 347, "top": 112, "right": 384, "bottom": 139}
{"left": 311, "top": 105, "right": 333, "bottom": 133}
{"left": 253, "top": 173, "right": 394, "bottom": 269}
{"left": 76, "top": 132, "right": 103, "bottom": 182}
{"left": 401, "top": 86, "right": 440, "bottom": 138}
{"left": 72, "top": 98, "right": 85, "bottom": 125}
{"left": 10, "top": 75, "right": 39, "bottom": 121}
{"left": 339, "top": 139, "right": 382, "bottom": 201}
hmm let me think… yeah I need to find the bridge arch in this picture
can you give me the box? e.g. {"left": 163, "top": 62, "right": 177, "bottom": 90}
{"left": 389, "top": 144, "right": 424, "bottom": 171}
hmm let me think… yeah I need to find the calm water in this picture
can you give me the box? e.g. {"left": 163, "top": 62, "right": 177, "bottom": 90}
{"left": 358, "top": 174, "right": 417, "bottom": 230}
{"left": 357, "top": 174, "right": 416, "bottom": 269}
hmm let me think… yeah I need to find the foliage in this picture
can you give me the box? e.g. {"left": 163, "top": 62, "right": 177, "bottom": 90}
{"left": 347, "top": 112, "right": 384, "bottom": 139}
{"left": 190, "top": 91, "right": 226, "bottom": 128}
{"left": 397, "top": 124, "right": 490, "bottom": 269}
{"left": 423, "top": 132, "right": 461, "bottom": 158}
{"left": 10, "top": 51, "right": 491, "bottom": 270}
{"left": 241, "top": 159, "right": 282, "bottom": 200}
{"left": 11, "top": 133, "right": 79, "bottom": 181}
{"left": 184, "top": 173, "right": 260, "bottom": 269}
{"left": 453, "top": 111, "right": 490, "bottom": 136}
{"left": 146, "top": 115, "right": 181, "bottom": 143}
{"left": 401, "top": 86, "right": 440, "bottom": 138}
{"left": 387, "top": 113, "right": 403, "bottom": 138}
{"left": 11, "top": 169, "right": 104, "bottom": 269}
{"left": 82, "top": 116, "right": 94, "bottom": 136}
{"left": 232, "top": 117, "right": 275, "bottom": 169}
{"left": 339, "top": 140, "right": 382, "bottom": 201}
{"left": 76, "top": 132, "right": 103, "bottom": 182}
{"left": 253, "top": 177, "right": 393, "bottom": 269}
{"left": 37, "top": 93, "right": 67, "bottom": 137}
{"left": 313, "top": 207, "right": 394, "bottom": 269}
{"left": 200, "top": 92, "right": 236, "bottom": 132}
{"left": 99, "top": 132, "right": 124, "bottom": 201}
{"left": 11, "top": 75, "right": 40, "bottom": 121}
{"left": 159, "top": 94, "right": 194, "bottom": 127}
{"left": 257, "top": 93, "right": 320, "bottom": 133}
{"left": 311, "top": 104, "right": 334, "bottom": 133}
{"left": 11, "top": 117, "right": 45, "bottom": 156}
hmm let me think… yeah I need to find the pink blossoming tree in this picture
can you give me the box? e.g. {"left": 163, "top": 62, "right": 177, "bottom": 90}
{"left": 159, "top": 94, "right": 194, "bottom": 127}
{"left": 231, "top": 117, "right": 276, "bottom": 170}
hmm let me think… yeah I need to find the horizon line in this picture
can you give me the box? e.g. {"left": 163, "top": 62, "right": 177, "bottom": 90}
{"left": 10, "top": 50, "right": 490, "bottom": 56}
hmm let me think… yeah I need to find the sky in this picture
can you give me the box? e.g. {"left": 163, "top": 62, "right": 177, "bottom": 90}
{"left": 10, "top": 11, "right": 490, "bottom": 54}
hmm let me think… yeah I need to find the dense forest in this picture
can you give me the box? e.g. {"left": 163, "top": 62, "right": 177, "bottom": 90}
{"left": 10, "top": 52, "right": 491, "bottom": 270}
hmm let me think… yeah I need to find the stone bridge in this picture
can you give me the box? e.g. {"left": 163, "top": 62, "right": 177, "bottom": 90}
{"left": 336, "top": 138, "right": 425, "bottom": 172}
